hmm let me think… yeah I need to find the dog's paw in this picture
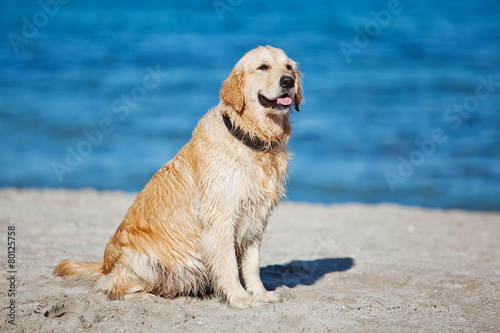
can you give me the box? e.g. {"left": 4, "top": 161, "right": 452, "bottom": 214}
{"left": 227, "top": 295, "right": 261, "bottom": 309}
{"left": 252, "top": 290, "right": 281, "bottom": 303}
{"left": 124, "top": 292, "right": 159, "bottom": 302}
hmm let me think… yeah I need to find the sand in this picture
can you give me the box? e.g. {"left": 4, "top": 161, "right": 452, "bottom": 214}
{"left": 0, "top": 188, "right": 499, "bottom": 332}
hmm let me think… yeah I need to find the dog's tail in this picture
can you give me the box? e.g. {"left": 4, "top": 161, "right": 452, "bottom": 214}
{"left": 53, "top": 259, "right": 103, "bottom": 279}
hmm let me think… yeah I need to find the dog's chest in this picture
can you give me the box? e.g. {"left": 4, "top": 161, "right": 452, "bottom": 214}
{"left": 230, "top": 151, "right": 289, "bottom": 242}
{"left": 231, "top": 150, "right": 289, "bottom": 214}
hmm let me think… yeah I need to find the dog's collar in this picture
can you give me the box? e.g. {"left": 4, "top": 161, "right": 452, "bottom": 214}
{"left": 222, "top": 113, "right": 279, "bottom": 152}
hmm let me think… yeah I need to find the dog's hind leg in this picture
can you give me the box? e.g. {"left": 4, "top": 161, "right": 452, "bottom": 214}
{"left": 98, "top": 266, "right": 152, "bottom": 300}
{"left": 99, "top": 248, "right": 156, "bottom": 300}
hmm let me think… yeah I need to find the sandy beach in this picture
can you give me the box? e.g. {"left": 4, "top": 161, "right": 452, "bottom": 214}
{"left": 0, "top": 188, "right": 499, "bottom": 332}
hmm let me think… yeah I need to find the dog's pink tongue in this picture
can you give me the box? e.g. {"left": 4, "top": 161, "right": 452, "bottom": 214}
{"left": 277, "top": 96, "right": 292, "bottom": 106}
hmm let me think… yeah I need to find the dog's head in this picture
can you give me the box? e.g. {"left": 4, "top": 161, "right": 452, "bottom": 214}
{"left": 221, "top": 46, "right": 303, "bottom": 115}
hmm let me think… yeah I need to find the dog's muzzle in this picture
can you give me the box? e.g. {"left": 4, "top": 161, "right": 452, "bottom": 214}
{"left": 258, "top": 75, "right": 295, "bottom": 110}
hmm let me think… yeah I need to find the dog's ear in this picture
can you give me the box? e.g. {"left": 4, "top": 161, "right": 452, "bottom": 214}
{"left": 221, "top": 70, "right": 245, "bottom": 112}
{"left": 293, "top": 67, "right": 303, "bottom": 112}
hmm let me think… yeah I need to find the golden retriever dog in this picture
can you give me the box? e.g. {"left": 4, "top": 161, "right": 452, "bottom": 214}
{"left": 54, "top": 45, "right": 303, "bottom": 308}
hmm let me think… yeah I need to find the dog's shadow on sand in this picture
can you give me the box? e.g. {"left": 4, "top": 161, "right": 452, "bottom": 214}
{"left": 261, "top": 257, "right": 354, "bottom": 290}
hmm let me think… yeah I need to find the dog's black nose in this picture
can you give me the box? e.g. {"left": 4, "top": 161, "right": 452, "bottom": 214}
{"left": 280, "top": 75, "right": 295, "bottom": 89}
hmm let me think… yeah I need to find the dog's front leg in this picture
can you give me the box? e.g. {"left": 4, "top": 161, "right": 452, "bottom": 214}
{"left": 200, "top": 220, "right": 260, "bottom": 308}
{"left": 240, "top": 239, "right": 280, "bottom": 303}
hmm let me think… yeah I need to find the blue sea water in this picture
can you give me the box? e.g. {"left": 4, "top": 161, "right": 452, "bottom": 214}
{"left": 1, "top": 0, "right": 499, "bottom": 210}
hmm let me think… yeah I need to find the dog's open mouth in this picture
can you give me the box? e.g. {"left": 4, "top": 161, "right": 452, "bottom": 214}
{"left": 258, "top": 93, "right": 293, "bottom": 109}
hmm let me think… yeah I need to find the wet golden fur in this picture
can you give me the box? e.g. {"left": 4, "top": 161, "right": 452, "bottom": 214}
{"left": 54, "top": 46, "right": 303, "bottom": 308}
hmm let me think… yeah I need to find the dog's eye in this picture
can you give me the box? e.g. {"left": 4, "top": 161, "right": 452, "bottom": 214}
{"left": 286, "top": 64, "right": 292, "bottom": 70}
{"left": 258, "top": 64, "right": 268, "bottom": 71}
